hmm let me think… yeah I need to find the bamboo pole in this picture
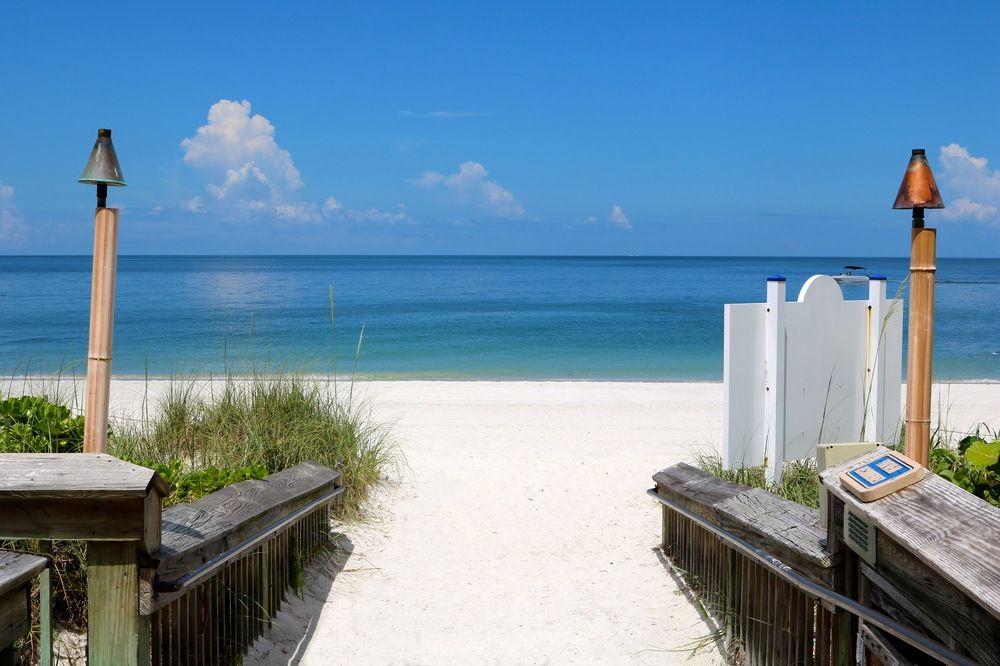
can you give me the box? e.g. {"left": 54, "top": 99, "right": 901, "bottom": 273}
{"left": 83, "top": 207, "right": 120, "bottom": 453}
{"left": 904, "top": 226, "right": 936, "bottom": 467}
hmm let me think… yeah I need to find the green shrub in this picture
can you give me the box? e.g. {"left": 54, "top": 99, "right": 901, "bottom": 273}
{"left": 148, "top": 459, "right": 269, "bottom": 506}
{"left": 0, "top": 396, "right": 85, "bottom": 453}
{"left": 929, "top": 429, "right": 1000, "bottom": 507}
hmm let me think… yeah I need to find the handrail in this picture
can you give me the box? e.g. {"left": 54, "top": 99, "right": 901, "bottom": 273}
{"left": 155, "top": 484, "right": 343, "bottom": 593}
{"left": 0, "top": 549, "right": 51, "bottom": 666}
{"left": 647, "top": 488, "right": 974, "bottom": 666}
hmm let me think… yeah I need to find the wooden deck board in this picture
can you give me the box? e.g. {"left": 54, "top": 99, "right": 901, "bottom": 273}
{"left": 0, "top": 552, "right": 46, "bottom": 597}
{"left": 154, "top": 461, "right": 340, "bottom": 581}
{"left": 820, "top": 446, "right": 1000, "bottom": 622}
{"left": 0, "top": 453, "right": 169, "bottom": 498}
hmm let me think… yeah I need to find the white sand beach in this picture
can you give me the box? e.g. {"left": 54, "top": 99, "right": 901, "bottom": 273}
{"left": 36, "top": 379, "right": 1000, "bottom": 664}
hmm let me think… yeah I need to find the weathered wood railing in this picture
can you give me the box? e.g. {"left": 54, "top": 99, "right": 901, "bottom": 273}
{"left": 0, "top": 551, "right": 49, "bottom": 665}
{"left": 0, "top": 454, "right": 341, "bottom": 665}
{"left": 650, "top": 460, "right": 981, "bottom": 665}
{"left": 652, "top": 463, "right": 843, "bottom": 664}
{"left": 821, "top": 447, "right": 1000, "bottom": 665}
{"left": 141, "top": 461, "right": 341, "bottom": 665}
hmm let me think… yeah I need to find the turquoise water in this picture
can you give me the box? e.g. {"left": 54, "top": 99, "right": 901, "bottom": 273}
{"left": 0, "top": 256, "right": 997, "bottom": 380}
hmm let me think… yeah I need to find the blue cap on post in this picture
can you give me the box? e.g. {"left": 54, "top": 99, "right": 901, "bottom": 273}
{"left": 766, "top": 274, "right": 786, "bottom": 282}
{"left": 870, "top": 274, "right": 888, "bottom": 281}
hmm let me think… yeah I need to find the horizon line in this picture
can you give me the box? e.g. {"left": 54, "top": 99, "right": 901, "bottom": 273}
{"left": 2, "top": 253, "right": 999, "bottom": 260}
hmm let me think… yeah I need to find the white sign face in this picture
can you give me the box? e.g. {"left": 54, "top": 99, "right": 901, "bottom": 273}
{"left": 723, "top": 275, "right": 902, "bottom": 481}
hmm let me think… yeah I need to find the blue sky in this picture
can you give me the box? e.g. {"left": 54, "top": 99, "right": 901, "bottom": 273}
{"left": 1, "top": 2, "right": 998, "bottom": 256}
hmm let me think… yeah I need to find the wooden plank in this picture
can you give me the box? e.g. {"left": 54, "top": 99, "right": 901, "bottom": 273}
{"left": 0, "top": 552, "right": 46, "bottom": 596}
{"left": 37, "top": 543, "right": 53, "bottom": 666}
{"left": 873, "top": 532, "right": 1000, "bottom": 663}
{"left": 0, "top": 585, "right": 28, "bottom": 651}
{"left": 0, "top": 454, "right": 168, "bottom": 498}
{"left": 716, "top": 488, "right": 838, "bottom": 585}
{"left": 653, "top": 463, "right": 746, "bottom": 521}
{"left": 653, "top": 464, "right": 838, "bottom": 585}
{"left": 88, "top": 541, "right": 140, "bottom": 666}
{"left": 151, "top": 462, "right": 339, "bottom": 593}
{"left": 859, "top": 623, "right": 909, "bottom": 666}
{"left": 821, "top": 446, "right": 1000, "bottom": 622}
{"left": 0, "top": 496, "right": 146, "bottom": 540}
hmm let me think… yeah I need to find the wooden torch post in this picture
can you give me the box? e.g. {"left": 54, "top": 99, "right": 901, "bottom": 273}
{"left": 893, "top": 148, "right": 944, "bottom": 468}
{"left": 83, "top": 206, "right": 120, "bottom": 453}
{"left": 904, "top": 222, "right": 936, "bottom": 467}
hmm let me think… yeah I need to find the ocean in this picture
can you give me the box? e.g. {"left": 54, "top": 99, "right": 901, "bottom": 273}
{"left": 0, "top": 256, "right": 997, "bottom": 381}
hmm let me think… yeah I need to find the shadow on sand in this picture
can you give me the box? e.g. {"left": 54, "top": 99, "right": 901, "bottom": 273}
{"left": 650, "top": 546, "right": 730, "bottom": 660}
{"left": 247, "top": 532, "right": 355, "bottom": 665}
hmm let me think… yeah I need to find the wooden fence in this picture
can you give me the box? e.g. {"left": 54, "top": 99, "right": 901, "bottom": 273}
{"left": 0, "top": 455, "right": 341, "bottom": 665}
{"left": 146, "top": 505, "right": 328, "bottom": 665}
{"left": 652, "top": 452, "right": 999, "bottom": 665}
{"left": 0, "top": 552, "right": 49, "bottom": 665}
{"left": 653, "top": 464, "right": 847, "bottom": 665}
{"left": 142, "top": 461, "right": 340, "bottom": 665}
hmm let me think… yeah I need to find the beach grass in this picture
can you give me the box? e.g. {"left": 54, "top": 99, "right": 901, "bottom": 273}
{"left": 111, "top": 373, "right": 396, "bottom": 519}
{"left": 693, "top": 453, "right": 821, "bottom": 509}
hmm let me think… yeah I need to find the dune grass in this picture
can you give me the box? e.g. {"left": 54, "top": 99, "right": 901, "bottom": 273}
{"left": 112, "top": 374, "right": 395, "bottom": 519}
{"left": 694, "top": 453, "right": 821, "bottom": 508}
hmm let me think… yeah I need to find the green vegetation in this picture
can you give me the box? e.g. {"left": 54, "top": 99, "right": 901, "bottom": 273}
{"left": 146, "top": 459, "right": 269, "bottom": 506}
{"left": 0, "top": 376, "right": 394, "bottom": 643}
{"left": 0, "top": 395, "right": 86, "bottom": 453}
{"left": 696, "top": 426, "right": 1000, "bottom": 510}
{"left": 694, "top": 453, "right": 821, "bottom": 509}
{"left": 928, "top": 428, "right": 1000, "bottom": 507}
{"left": 111, "top": 375, "right": 395, "bottom": 518}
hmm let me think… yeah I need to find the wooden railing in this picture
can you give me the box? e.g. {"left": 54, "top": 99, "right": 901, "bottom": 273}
{"left": 821, "top": 447, "right": 1000, "bottom": 665}
{"left": 141, "top": 462, "right": 341, "bottom": 665}
{"left": 0, "top": 455, "right": 341, "bottom": 665}
{"left": 652, "top": 464, "right": 844, "bottom": 664}
{"left": 0, "top": 551, "right": 50, "bottom": 665}
{"left": 650, "top": 460, "right": 981, "bottom": 665}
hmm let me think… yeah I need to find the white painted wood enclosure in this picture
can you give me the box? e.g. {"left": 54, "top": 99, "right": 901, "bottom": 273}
{"left": 723, "top": 274, "right": 902, "bottom": 481}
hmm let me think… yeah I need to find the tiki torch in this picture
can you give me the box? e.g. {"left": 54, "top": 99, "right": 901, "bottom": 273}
{"left": 78, "top": 129, "right": 126, "bottom": 453}
{"left": 892, "top": 148, "right": 945, "bottom": 467}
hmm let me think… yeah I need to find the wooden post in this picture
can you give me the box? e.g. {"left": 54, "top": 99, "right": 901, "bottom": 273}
{"left": 904, "top": 227, "right": 935, "bottom": 467}
{"left": 87, "top": 542, "right": 140, "bottom": 665}
{"left": 84, "top": 207, "right": 120, "bottom": 453}
{"left": 38, "top": 542, "right": 53, "bottom": 666}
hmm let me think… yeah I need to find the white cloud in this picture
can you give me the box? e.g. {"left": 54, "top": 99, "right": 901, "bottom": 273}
{"left": 943, "top": 196, "right": 998, "bottom": 222}
{"left": 609, "top": 205, "right": 632, "bottom": 230}
{"left": 181, "top": 196, "right": 205, "bottom": 213}
{"left": 410, "top": 161, "right": 524, "bottom": 218}
{"left": 275, "top": 202, "right": 322, "bottom": 222}
{"left": 176, "top": 100, "right": 411, "bottom": 226}
{"left": 0, "top": 181, "right": 26, "bottom": 246}
{"left": 938, "top": 143, "right": 1000, "bottom": 225}
{"left": 322, "top": 196, "right": 411, "bottom": 224}
{"left": 322, "top": 196, "right": 343, "bottom": 214}
{"left": 585, "top": 215, "right": 599, "bottom": 225}
{"left": 180, "top": 99, "right": 304, "bottom": 218}
{"left": 182, "top": 99, "right": 301, "bottom": 188}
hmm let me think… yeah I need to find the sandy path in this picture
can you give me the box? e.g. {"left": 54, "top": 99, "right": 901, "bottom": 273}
{"left": 248, "top": 381, "right": 726, "bottom": 665}
{"left": 240, "top": 381, "right": 998, "bottom": 665}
